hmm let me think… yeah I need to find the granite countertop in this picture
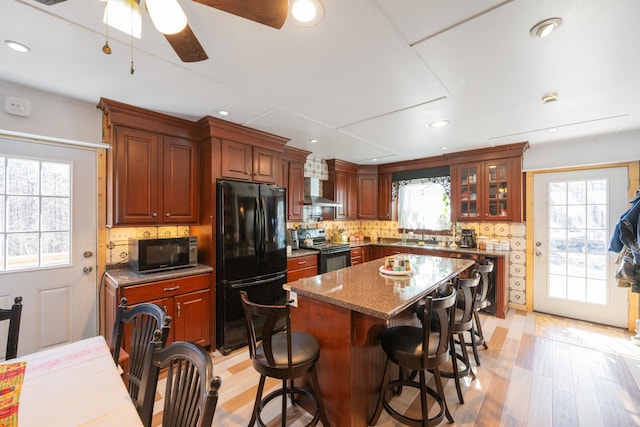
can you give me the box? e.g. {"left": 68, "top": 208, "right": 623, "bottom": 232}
{"left": 287, "top": 248, "right": 319, "bottom": 258}
{"left": 286, "top": 255, "right": 474, "bottom": 320}
{"left": 105, "top": 264, "right": 213, "bottom": 287}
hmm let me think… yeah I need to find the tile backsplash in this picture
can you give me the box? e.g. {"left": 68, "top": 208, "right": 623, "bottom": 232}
{"left": 288, "top": 219, "right": 527, "bottom": 308}
{"left": 106, "top": 226, "right": 190, "bottom": 267}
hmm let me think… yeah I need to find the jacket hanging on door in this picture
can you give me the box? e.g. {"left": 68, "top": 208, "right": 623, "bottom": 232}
{"left": 610, "top": 188, "right": 640, "bottom": 292}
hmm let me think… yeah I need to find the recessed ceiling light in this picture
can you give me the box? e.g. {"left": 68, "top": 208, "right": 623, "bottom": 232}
{"left": 291, "top": 0, "right": 324, "bottom": 27}
{"left": 4, "top": 40, "right": 30, "bottom": 53}
{"left": 530, "top": 17, "right": 563, "bottom": 38}
{"left": 218, "top": 110, "right": 229, "bottom": 116}
{"left": 441, "top": 146, "right": 448, "bottom": 151}
{"left": 541, "top": 92, "right": 558, "bottom": 104}
{"left": 429, "top": 120, "right": 449, "bottom": 128}
{"left": 547, "top": 127, "right": 558, "bottom": 132}
{"left": 309, "top": 139, "right": 318, "bottom": 143}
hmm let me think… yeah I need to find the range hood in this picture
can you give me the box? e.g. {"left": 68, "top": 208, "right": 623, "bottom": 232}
{"left": 304, "top": 178, "right": 342, "bottom": 207}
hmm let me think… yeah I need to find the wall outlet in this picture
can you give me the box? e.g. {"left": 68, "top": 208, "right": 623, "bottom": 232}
{"left": 289, "top": 291, "right": 298, "bottom": 307}
{"left": 108, "top": 228, "right": 135, "bottom": 242}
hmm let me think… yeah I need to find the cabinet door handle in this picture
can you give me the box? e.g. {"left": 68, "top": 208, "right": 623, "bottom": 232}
{"left": 298, "top": 260, "right": 307, "bottom": 265}
{"left": 163, "top": 305, "right": 168, "bottom": 314}
{"left": 163, "top": 285, "right": 181, "bottom": 292}
{"left": 165, "top": 213, "right": 171, "bottom": 217}
{"left": 152, "top": 213, "right": 158, "bottom": 217}
{"left": 177, "top": 302, "right": 181, "bottom": 317}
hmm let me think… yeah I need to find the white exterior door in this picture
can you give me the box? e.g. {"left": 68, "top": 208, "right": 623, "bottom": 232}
{"left": 533, "top": 167, "right": 629, "bottom": 327}
{"left": 0, "top": 137, "right": 97, "bottom": 358}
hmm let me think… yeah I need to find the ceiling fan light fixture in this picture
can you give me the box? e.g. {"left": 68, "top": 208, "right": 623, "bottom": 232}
{"left": 291, "top": 0, "right": 324, "bottom": 26}
{"left": 530, "top": 17, "right": 563, "bottom": 38}
{"left": 103, "top": 0, "right": 142, "bottom": 39}
{"left": 146, "top": 0, "right": 188, "bottom": 35}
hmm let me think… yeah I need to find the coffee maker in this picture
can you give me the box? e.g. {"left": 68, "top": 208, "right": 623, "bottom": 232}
{"left": 286, "top": 229, "right": 299, "bottom": 250}
{"left": 459, "top": 229, "right": 477, "bottom": 248}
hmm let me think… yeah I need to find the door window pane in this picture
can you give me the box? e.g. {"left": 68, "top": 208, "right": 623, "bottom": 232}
{"left": 0, "top": 156, "right": 71, "bottom": 271}
{"left": 546, "top": 178, "right": 610, "bottom": 305}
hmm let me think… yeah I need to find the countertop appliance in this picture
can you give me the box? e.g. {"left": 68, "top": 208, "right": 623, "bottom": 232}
{"left": 459, "top": 229, "right": 477, "bottom": 248}
{"left": 128, "top": 236, "right": 197, "bottom": 274}
{"left": 297, "top": 228, "right": 352, "bottom": 273}
{"left": 286, "top": 229, "right": 299, "bottom": 250}
{"left": 216, "top": 180, "right": 288, "bottom": 354}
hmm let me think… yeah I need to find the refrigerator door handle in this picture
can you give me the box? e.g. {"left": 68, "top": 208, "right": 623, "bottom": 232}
{"left": 227, "top": 273, "right": 286, "bottom": 289}
{"left": 254, "top": 196, "right": 262, "bottom": 262}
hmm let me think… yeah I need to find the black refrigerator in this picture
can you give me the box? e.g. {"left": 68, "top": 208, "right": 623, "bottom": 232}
{"left": 216, "top": 180, "right": 288, "bottom": 354}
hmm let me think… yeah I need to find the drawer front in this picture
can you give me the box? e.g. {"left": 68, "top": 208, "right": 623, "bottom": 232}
{"left": 287, "top": 254, "right": 318, "bottom": 270}
{"left": 123, "top": 273, "right": 210, "bottom": 304}
{"left": 287, "top": 266, "right": 318, "bottom": 282}
{"left": 350, "top": 247, "right": 363, "bottom": 256}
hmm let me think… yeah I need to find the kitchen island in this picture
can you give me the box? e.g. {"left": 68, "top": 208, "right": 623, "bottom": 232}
{"left": 287, "top": 254, "right": 475, "bottom": 427}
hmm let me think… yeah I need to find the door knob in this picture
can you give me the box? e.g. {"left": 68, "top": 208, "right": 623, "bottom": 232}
{"left": 535, "top": 251, "right": 542, "bottom": 256}
{"left": 83, "top": 250, "right": 93, "bottom": 258}
{"left": 535, "top": 241, "right": 542, "bottom": 247}
{"left": 83, "top": 266, "right": 93, "bottom": 274}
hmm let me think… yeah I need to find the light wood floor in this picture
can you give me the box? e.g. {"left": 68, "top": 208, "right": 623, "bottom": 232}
{"left": 151, "top": 310, "right": 640, "bottom": 426}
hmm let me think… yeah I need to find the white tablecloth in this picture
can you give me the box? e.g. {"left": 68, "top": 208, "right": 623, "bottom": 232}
{"left": 4, "top": 335, "right": 143, "bottom": 426}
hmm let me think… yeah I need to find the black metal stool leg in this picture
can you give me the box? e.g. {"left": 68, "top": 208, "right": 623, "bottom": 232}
{"left": 475, "top": 310, "right": 489, "bottom": 350}
{"left": 309, "top": 366, "right": 330, "bottom": 426}
{"left": 449, "top": 335, "right": 464, "bottom": 404}
{"left": 250, "top": 375, "right": 267, "bottom": 427}
{"left": 369, "top": 358, "right": 392, "bottom": 426}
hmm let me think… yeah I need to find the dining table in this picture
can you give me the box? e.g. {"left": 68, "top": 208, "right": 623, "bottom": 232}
{"left": 0, "top": 335, "right": 143, "bottom": 426}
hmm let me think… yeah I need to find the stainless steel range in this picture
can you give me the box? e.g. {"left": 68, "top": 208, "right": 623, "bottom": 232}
{"left": 297, "top": 228, "right": 352, "bottom": 273}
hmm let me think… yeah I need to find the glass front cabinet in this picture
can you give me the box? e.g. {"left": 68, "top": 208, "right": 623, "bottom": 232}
{"left": 451, "top": 157, "right": 523, "bottom": 222}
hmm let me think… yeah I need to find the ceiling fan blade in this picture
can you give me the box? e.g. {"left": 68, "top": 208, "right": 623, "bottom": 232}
{"left": 193, "top": 0, "right": 288, "bottom": 29}
{"left": 163, "top": 24, "right": 209, "bottom": 62}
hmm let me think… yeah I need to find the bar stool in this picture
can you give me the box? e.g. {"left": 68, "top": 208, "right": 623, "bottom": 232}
{"left": 469, "top": 260, "right": 493, "bottom": 365}
{"left": 369, "top": 285, "right": 457, "bottom": 427}
{"left": 417, "top": 273, "right": 481, "bottom": 404}
{"left": 239, "top": 291, "right": 329, "bottom": 427}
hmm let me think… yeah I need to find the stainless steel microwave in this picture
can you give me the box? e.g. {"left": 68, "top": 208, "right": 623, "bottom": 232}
{"left": 129, "top": 236, "right": 198, "bottom": 274}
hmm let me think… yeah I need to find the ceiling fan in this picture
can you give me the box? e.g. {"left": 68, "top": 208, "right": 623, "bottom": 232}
{"left": 33, "top": 0, "right": 289, "bottom": 62}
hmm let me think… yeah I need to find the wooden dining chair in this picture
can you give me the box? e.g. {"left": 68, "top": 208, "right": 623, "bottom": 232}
{"left": 0, "top": 296, "right": 23, "bottom": 360}
{"left": 137, "top": 330, "right": 222, "bottom": 427}
{"left": 110, "top": 297, "right": 172, "bottom": 402}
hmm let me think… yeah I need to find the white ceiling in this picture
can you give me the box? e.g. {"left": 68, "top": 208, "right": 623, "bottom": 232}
{"left": 1, "top": 0, "right": 639, "bottom": 164}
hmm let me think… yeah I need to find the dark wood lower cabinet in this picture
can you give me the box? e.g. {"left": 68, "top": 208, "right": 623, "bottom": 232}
{"left": 103, "top": 273, "right": 212, "bottom": 349}
{"left": 287, "top": 254, "right": 319, "bottom": 282}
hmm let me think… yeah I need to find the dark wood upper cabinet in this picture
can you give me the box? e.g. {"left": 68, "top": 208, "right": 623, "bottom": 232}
{"left": 324, "top": 159, "right": 358, "bottom": 220}
{"left": 357, "top": 166, "right": 378, "bottom": 219}
{"left": 100, "top": 99, "right": 200, "bottom": 226}
{"left": 448, "top": 142, "right": 528, "bottom": 222}
{"left": 220, "top": 140, "right": 279, "bottom": 184}
{"left": 162, "top": 136, "right": 199, "bottom": 223}
{"left": 377, "top": 172, "right": 392, "bottom": 220}
{"left": 109, "top": 127, "right": 199, "bottom": 226}
{"left": 282, "top": 146, "right": 311, "bottom": 221}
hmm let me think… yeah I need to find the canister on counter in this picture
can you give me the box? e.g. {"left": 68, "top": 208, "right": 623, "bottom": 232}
{"left": 477, "top": 236, "right": 488, "bottom": 250}
{"left": 485, "top": 240, "right": 496, "bottom": 251}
